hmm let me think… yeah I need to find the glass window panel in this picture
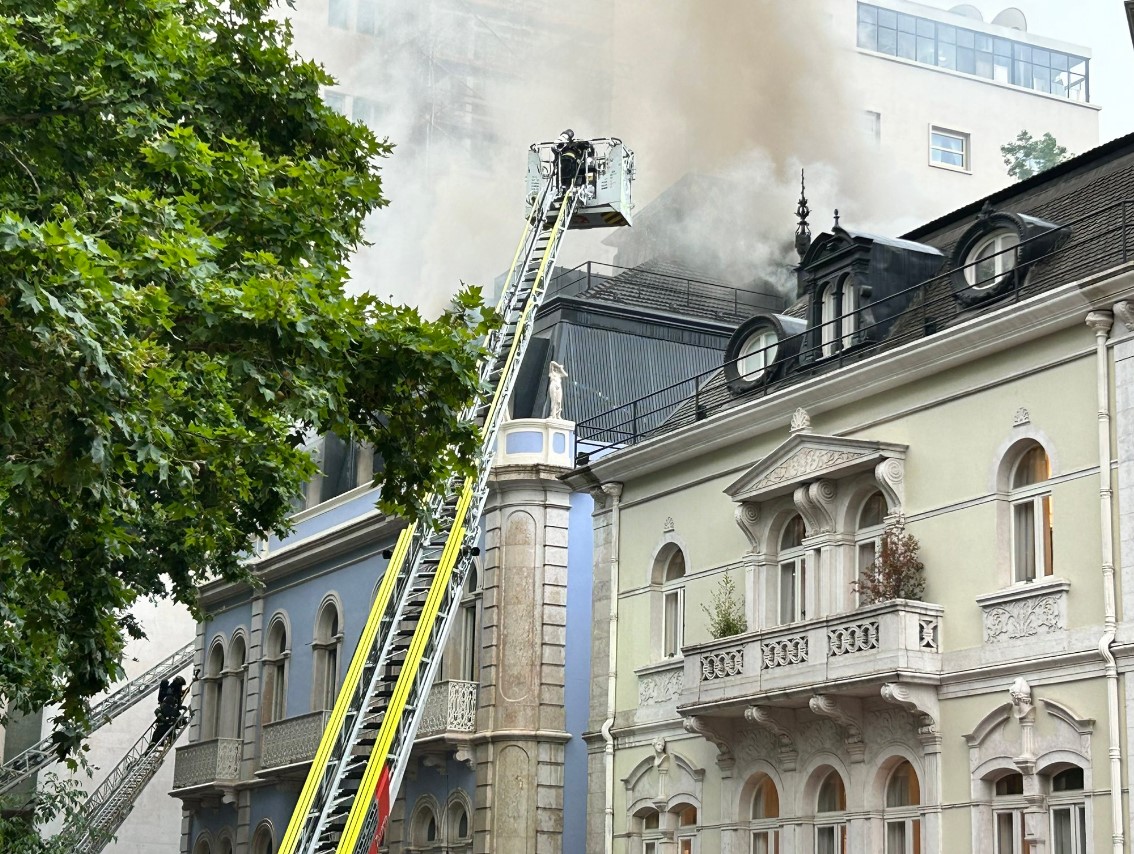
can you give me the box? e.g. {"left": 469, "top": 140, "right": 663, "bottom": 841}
{"left": 898, "top": 13, "right": 917, "bottom": 33}
{"left": 938, "top": 24, "right": 956, "bottom": 43}
{"left": 1015, "top": 61, "right": 1033, "bottom": 89}
{"left": 975, "top": 33, "right": 992, "bottom": 51}
{"left": 938, "top": 42, "right": 957, "bottom": 70}
{"left": 1041, "top": 495, "right": 1054, "bottom": 576}
{"left": 996, "top": 774, "right": 1024, "bottom": 796}
{"left": 1032, "top": 48, "right": 1050, "bottom": 68}
{"left": 1070, "top": 57, "right": 1087, "bottom": 76}
{"left": 1013, "top": 445, "right": 1049, "bottom": 487}
{"left": 957, "top": 47, "right": 975, "bottom": 75}
{"left": 975, "top": 51, "right": 993, "bottom": 78}
{"left": 1051, "top": 52, "right": 1068, "bottom": 71}
{"left": 779, "top": 563, "right": 797, "bottom": 623}
{"left": 886, "top": 822, "right": 906, "bottom": 854}
{"left": 328, "top": 0, "right": 349, "bottom": 28}
{"left": 1067, "top": 75, "right": 1086, "bottom": 102}
{"left": 1014, "top": 501, "right": 1037, "bottom": 581}
{"left": 817, "top": 827, "right": 836, "bottom": 854}
{"left": 917, "top": 36, "right": 936, "bottom": 65}
{"left": 916, "top": 17, "right": 935, "bottom": 37}
{"left": 1052, "top": 767, "right": 1085, "bottom": 791}
{"left": 898, "top": 31, "right": 916, "bottom": 60}
{"left": 1052, "top": 808, "right": 1072, "bottom": 854}
{"left": 878, "top": 8, "right": 897, "bottom": 28}
{"left": 957, "top": 28, "right": 974, "bottom": 48}
{"left": 858, "top": 20, "right": 878, "bottom": 51}
{"left": 878, "top": 26, "right": 898, "bottom": 55}
{"left": 1034, "top": 67, "right": 1050, "bottom": 93}
{"left": 932, "top": 132, "right": 964, "bottom": 153}
{"left": 996, "top": 813, "right": 1016, "bottom": 854}
{"left": 994, "top": 38, "right": 1012, "bottom": 57}
{"left": 781, "top": 516, "right": 806, "bottom": 550}
{"left": 356, "top": 0, "right": 379, "bottom": 34}
{"left": 859, "top": 4, "right": 877, "bottom": 24}
{"left": 1015, "top": 44, "right": 1032, "bottom": 63}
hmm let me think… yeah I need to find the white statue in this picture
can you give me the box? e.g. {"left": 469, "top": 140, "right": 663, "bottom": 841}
{"left": 548, "top": 361, "right": 568, "bottom": 420}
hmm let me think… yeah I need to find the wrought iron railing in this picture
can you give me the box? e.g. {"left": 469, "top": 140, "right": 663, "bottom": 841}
{"left": 416, "top": 680, "right": 478, "bottom": 738}
{"left": 575, "top": 200, "right": 1134, "bottom": 456}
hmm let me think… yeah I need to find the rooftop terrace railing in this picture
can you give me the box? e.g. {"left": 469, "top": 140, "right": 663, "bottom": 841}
{"left": 546, "top": 260, "right": 784, "bottom": 321}
{"left": 575, "top": 200, "right": 1134, "bottom": 459}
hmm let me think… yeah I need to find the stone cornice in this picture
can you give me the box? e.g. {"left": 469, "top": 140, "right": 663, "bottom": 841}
{"left": 579, "top": 264, "right": 1134, "bottom": 485}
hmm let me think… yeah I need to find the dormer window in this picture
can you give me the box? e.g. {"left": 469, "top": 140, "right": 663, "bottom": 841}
{"left": 949, "top": 207, "right": 1067, "bottom": 306}
{"left": 819, "top": 276, "right": 859, "bottom": 357}
{"left": 739, "top": 329, "right": 779, "bottom": 380}
{"left": 966, "top": 229, "right": 1020, "bottom": 289}
{"left": 723, "top": 314, "right": 806, "bottom": 395}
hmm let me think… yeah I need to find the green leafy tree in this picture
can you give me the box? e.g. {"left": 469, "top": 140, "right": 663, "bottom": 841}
{"left": 854, "top": 517, "right": 926, "bottom": 605}
{"left": 701, "top": 574, "right": 748, "bottom": 639}
{"left": 0, "top": 769, "right": 89, "bottom": 854}
{"left": 1001, "top": 130, "right": 1071, "bottom": 181}
{"left": 0, "top": 0, "right": 493, "bottom": 755}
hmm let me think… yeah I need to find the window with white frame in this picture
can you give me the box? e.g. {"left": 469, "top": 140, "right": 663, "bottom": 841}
{"left": 642, "top": 809, "right": 662, "bottom": 854}
{"left": 993, "top": 773, "right": 1027, "bottom": 854}
{"left": 779, "top": 515, "right": 808, "bottom": 624}
{"left": 1049, "top": 767, "right": 1087, "bottom": 854}
{"left": 738, "top": 329, "right": 779, "bottom": 381}
{"left": 884, "top": 760, "right": 923, "bottom": 854}
{"left": 262, "top": 617, "right": 289, "bottom": 725}
{"left": 856, "top": 491, "right": 888, "bottom": 603}
{"left": 1011, "top": 443, "right": 1054, "bottom": 582}
{"left": 313, "top": 599, "right": 343, "bottom": 712}
{"left": 662, "top": 549, "right": 687, "bottom": 658}
{"left": 749, "top": 774, "right": 781, "bottom": 854}
{"left": 815, "top": 769, "right": 848, "bottom": 854}
{"left": 674, "top": 805, "right": 698, "bottom": 854}
{"left": 965, "top": 228, "right": 1020, "bottom": 290}
{"left": 840, "top": 278, "right": 859, "bottom": 348}
{"left": 821, "top": 285, "right": 839, "bottom": 357}
{"left": 819, "top": 278, "right": 859, "bottom": 358}
{"left": 930, "top": 127, "right": 969, "bottom": 170}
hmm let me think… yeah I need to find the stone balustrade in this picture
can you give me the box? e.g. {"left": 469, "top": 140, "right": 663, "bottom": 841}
{"left": 172, "top": 737, "right": 242, "bottom": 789}
{"left": 682, "top": 600, "right": 943, "bottom": 707}
{"left": 260, "top": 711, "right": 331, "bottom": 771}
{"left": 417, "top": 680, "right": 478, "bottom": 738}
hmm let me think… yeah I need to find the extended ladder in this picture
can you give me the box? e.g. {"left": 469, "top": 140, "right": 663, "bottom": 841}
{"left": 59, "top": 695, "right": 192, "bottom": 853}
{"left": 279, "top": 137, "right": 631, "bottom": 854}
{"left": 0, "top": 642, "right": 194, "bottom": 795}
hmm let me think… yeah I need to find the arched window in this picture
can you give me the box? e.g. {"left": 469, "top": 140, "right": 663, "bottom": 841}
{"left": 884, "top": 760, "right": 922, "bottom": 854}
{"left": 262, "top": 617, "right": 289, "bottom": 725}
{"left": 674, "top": 804, "right": 698, "bottom": 854}
{"left": 815, "top": 769, "right": 847, "bottom": 854}
{"left": 1010, "top": 443, "right": 1053, "bottom": 581}
{"left": 993, "top": 772, "right": 1026, "bottom": 854}
{"left": 820, "top": 284, "right": 839, "bottom": 357}
{"left": 447, "top": 798, "right": 472, "bottom": 853}
{"left": 641, "top": 809, "right": 662, "bottom": 854}
{"left": 856, "top": 491, "right": 888, "bottom": 604}
{"left": 225, "top": 635, "right": 247, "bottom": 740}
{"left": 313, "top": 598, "right": 343, "bottom": 712}
{"left": 662, "top": 548, "right": 687, "bottom": 659}
{"left": 410, "top": 800, "right": 440, "bottom": 850}
{"left": 193, "top": 834, "right": 213, "bottom": 854}
{"left": 1048, "top": 766, "right": 1086, "bottom": 854}
{"left": 251, "top": 822, "right": 274, "bottom": 854}
{"left": 217, "top": 833, "right": 234, "bottom": 854}
{"left": 779, "top": 515, "right": 808, "bottom": 624}
{"left": 458, "top": 560, "right": 481, "bottom": 682}
{"left": 202, "top": 640, "right": 225, "bottom": 740}
{"left": 840, "top": 277, "right": 859, "bottom": 348}
{"left": 965, "top": 229, "right": 1020, "bottom": 289}
{"left": 749, "top": 775, "right": 781, "bottom": 854}
{"left": 738, "top": 329, "right": 779, "bottom": 380}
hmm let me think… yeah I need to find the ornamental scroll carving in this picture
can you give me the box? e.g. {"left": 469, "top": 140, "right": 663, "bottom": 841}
{"left": 748, "top": 449, "right": 864, "bottom": 492}
{"left": 639, "top": 667, "right": 684, "bottom": 705}
{"left": 735, "top": 503, "right": 761, "bottom": 551}
{"left": 809, "top": 695, "right": 865, "bottom": 762}
{"left": 761, "top": 635, "right": 808, "bottom": 669}
{"left": 701, "top": 648, "right": 744, "bottom": 681}
{"left": 683, "top": 715, "right": 733, "bottom": 762}
{"left": 983, "top": 593, "right": 1064, "bottom": 643}
{"left": 744, "top": 706, "right": 798, "bottom": 770}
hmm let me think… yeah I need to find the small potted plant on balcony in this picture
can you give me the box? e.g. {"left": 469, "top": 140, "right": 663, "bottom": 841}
{"left": 702, "top": 574, "right": 748, "bottom": 638}
{"left": 855, "top": 517, "right": 926, "bottom": 604}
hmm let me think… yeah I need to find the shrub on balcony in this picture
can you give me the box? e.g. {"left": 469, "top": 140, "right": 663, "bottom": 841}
{"left": 702, "top": 574, "right": 748, "bottom": 638}
{"left": 855, "top": 517, "right": 926, "bottom": 604}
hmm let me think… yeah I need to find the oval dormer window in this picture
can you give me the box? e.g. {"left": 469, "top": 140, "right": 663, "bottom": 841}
{"left": 966, "top": 228, "right": 1020, "bottom": 290}
{"left": 723, "top": 314, "right": 806, "bottom": 395}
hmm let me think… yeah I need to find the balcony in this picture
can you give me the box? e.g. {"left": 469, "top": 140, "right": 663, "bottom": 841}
{"left": 680, "top": 600, "right": 943, "bottom": 713}
{"left": 258, "top": 711, "right": 331, "bottom": 780}
{"left": 172, "top": 737, "right": 241, "bottom": 795}
{"left": 417, "top": 680, "right": 478, "bottom": 739}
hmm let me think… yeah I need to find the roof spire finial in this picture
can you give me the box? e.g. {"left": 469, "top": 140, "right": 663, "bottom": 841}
{"left": 833, "top": 208, "right": 841, "bottom": 229}
{"left": 794, "top": 169, "right": 811, "bottom": 261}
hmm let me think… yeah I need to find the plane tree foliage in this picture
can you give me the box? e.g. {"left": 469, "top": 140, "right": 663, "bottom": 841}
{"left": 1001, "top": 130, "right": 1071, "bottom": 181}
{"left": 0, "top": 0, "right": 492, "bottom": 755}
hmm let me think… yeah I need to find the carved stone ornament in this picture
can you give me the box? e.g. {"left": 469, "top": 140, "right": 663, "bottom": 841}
{"left": 638, "top": 667, "right": 683, "bottom": 706}
{"left": 750, "top": 448, "right": 863, "bottom": 493}
{"left": 880, "top": 683, "right": 940, "bottom": 747}
{"left": 790, "top": 407, "right": 812, "bottom": 434}
{"left": 979, "top": 584, "right": 1067, "bottom": 644}
{"left": 1013, "top": 407, "right": 1031, "bottom": 427}
{"left": 734, "top": 503, "right": 761, "bottom": 552}
{"left": 744, "top": 706, "right": 798, "bottom": 770}
{"left": 683, "top": 715, "right": 733, "bottom": 762}
{"left": 1114, "top": 300, "right": 1134, "bottom": 333}
{"left": 1010, "top": 677, "right": 1034, "bottom": 721}
{"left": 794, "top": 479, "right": 837, "bottom": 534}
{"left": 874, "top": 458, "right": 905, "bottom": 511}
{"left": 809, "top": 695, "right": 865, "bottom": 763}
{"left": 663, "top": 516, "right": 675, "bottom": 533}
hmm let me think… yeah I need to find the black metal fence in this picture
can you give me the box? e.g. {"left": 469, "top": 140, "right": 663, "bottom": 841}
{"left": 575, "top": 200, "right": 1134, "bottom": 459}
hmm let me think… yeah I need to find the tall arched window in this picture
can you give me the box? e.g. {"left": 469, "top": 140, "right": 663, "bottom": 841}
{"left": 662, "top": 549, "right": 686, "bottom": 659}
{"left": 1010, "top": 443, "right": 1053, "bottom": 581}
{"left": 251, "top": 822, "right": 274, "bottom": 854}
{"left": 749, "top": 774, "right": 781, "bottom": 854}
{"left": 313, "top": 599, "right": 343, "bottom": 712}
{"left": 410, "top": 801, "right": 440, "bottom": 850}
{"left": 202, "top": 640, "right": 225, "bottom": 740}
{"left": 447, "top": 798, "right": 472, "bottom": 853}
{"left": 1048, "top": 767, "right": 1086, "bottom": 854}
{"left": 856, "top": 491, "right": 888, "bottom": 604}
{"left": 779, "top": 515, "right": 808, "bottom": 624}
{"left": 815, "top": 769, "right": 847, "bottom": 854}
{"left": 820, "top": 284, "right": 839, "bottom": 357}
{"left": 225, "top": 635, "right": 247, "bottom": 740}
{"left": 193, "top": 835, "right": 213, "bottom": 854}
{"left": 840, "top": 277, "right": 859, "bottom": 348}
{"left": 993, "top": 772, "right": 1026, "bottom": 854}
{"left": 458, "top": 561, "right": 481, "bottom": 682}
{"left": 884, "top": 760, "right": 922, "bottom": 854}
{"left": 262, "top": 617, "right": 289, "bottom": 725}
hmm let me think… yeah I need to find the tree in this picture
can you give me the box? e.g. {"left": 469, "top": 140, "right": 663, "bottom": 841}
{"left": 0, "top": 769, "right": 89, "bottom": 854}
{"left": 701, "top": 574, "right": 748, "bottom": 639}
{"left": 0, "top": 0, "right": 493, "bottom": 755}
{"left": 853, "top": 518, "right": 926, "bottom": 605}
{"left": 1001, "top": 130, "right": 1071, "bottom": 181}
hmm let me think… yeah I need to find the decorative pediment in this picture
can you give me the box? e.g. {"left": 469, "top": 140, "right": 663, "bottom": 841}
{"left": 724, "top": 434, "right": 907, "bottom": 504}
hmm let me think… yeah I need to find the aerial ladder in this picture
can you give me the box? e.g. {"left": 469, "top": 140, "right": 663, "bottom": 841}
{"left": 0, "top": 641, "right": 194, "bottom": 796}
{"left": 277, "top": 134, "right": 635, "bottom": 854}
{"left": 58, "top": 680, "right": 193, "bottom": 854}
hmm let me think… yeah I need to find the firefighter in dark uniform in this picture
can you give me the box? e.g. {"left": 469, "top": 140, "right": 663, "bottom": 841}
{"left": 554, "top": 129, "right": 592, "bottom": 193}
{"left": 151, "top": 675, "right": 187, "bottom": 745}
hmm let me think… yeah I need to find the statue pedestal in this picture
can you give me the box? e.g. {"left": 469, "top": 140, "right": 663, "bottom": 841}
{"left": 496, "top": 418, "right": 575, "bottom": 468}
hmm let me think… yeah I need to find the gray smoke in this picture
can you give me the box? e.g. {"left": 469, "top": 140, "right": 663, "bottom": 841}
{"left": 286, "top": 0, "right": 912, "bottom": 315}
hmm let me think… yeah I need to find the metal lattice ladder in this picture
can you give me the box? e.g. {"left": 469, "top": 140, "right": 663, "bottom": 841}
{"left": 278, "top": 168, "right": 586, "bottom": 854}
{"left": 0, "top": 642, "right": 194, "bottom": 796}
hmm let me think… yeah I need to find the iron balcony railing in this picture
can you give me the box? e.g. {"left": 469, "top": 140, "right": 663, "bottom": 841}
{"left": 546, "top": 260, "right": 783, "bottom": 322}
{"left": 576, "top": 200, "right": 1134, "bottom": 456}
